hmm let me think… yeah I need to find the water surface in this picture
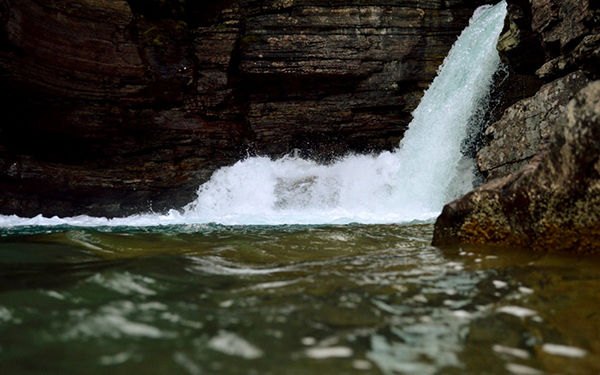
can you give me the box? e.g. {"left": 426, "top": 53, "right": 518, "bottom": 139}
{"left": 1, "top": 224, "right": 598, "bottom": 374}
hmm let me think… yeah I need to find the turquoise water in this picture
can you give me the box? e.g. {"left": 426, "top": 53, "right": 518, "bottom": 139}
{"left": 1, "top": 224, "right": 599, "bottom": 374}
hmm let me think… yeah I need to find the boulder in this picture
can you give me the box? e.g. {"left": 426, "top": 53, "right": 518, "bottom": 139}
{"left": 433, "top": 80, "right": 600, "bottom": 254}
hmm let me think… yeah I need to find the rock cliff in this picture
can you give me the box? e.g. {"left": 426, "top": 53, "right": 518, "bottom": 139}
{"left": 0, "top": 0, "right": 489, "bottom": 217}
{"left": 434, "top": 0, "right": 600, "bottom": 252}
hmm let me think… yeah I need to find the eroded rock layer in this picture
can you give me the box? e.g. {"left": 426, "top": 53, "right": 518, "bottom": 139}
{"left": 0, "top": 0, "right": 488, "bottom": 217}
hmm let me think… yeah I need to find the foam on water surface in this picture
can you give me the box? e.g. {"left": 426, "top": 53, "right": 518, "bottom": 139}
{"left": 0, "top": 2, "right": 507, "bottom": 228}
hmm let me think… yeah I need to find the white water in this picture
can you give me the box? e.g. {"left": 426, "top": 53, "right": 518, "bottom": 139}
{"left": 0, "top": 2, "right": 507, "bottom": 227}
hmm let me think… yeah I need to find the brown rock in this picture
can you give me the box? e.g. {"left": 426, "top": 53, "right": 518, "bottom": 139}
{"left": 494, "top": 0, "right": 598, "bottom": 105}
{"left": 433, "top": 80, "right": 600, "bottom": 254}
{"left": 530, "top": 0, "right": 594, "bottom": 55}
{"left": 486, "top": 0, "right": 545, "bottom": 129}
{"left": 477, "top": 71, "right": 589, "bottom": 180}
{"left": 497, "top": 0, "right": 545, "bottom": 74}
{"left": 433, "top": 0, "right": 600, "bottom": 253}
{"left": 0, "top": 0, "right": 245, "bottom": 217}
{"left": 536, "top": 34, "right": 600, "bottom": 80}
{"left": 238, "top": 2, "right": 487, "bottom": 158}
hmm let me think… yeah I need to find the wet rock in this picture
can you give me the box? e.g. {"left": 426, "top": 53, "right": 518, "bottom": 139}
{"left": 530, "top": 0, "right": 596, "bottom": 57}
{"left": 0, "top": 0, "right": 490, "bottom": 217}
{"left": 497, "top": 1, "right": 545, "bottom": 75}
{"left": 477, "top": 71, "right": 589, "bottom": 180}
{"left": 526, "top": 0, "right": 599, "bottom": 80}
{"left": 493, "top": 0, "right": 598, "bottom": 113}
{"left": 536, "top": 34, "right": 600, "bottom": 80}
{"left": 434, "top": 0, "right": 600, "bottom": 253}
{"left": 486, "top": 0, "right": 545, "bottom": 129}
{"left": 238, "top": 2, "right": 488, "bottom": 158}
{"left": 433, "top": 80, "right": 600, "bottom": 254}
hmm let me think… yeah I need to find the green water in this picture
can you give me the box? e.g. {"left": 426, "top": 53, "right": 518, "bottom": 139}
{"left": 1, "top": 224, "right": 599, "bottom": 374}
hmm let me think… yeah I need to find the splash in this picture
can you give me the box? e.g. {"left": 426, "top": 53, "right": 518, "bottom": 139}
{"left": 0, "top": 1, "right": 507, "bottom": 227}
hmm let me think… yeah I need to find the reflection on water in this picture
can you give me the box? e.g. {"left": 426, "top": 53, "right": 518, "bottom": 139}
{"left": 0, "top": 224, "right": 599, "bottom": 374}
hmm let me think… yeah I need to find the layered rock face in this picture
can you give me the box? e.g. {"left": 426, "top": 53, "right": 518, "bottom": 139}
{"left": 477, "top": 71, "right": 589, "bottom": 180}
{"left": 0, "top": 0, "right": 489, "bottom": 217}
{"left": 434, "top": 0, "right": 600, "bottom": 252}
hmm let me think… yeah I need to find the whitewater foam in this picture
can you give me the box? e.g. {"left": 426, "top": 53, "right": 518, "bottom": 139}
{"left": 0, "top": 1, "right": 507, "bottom": 228}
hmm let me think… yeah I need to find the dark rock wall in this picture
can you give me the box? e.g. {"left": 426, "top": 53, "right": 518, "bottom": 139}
{"left": 434, "top": 0, "right": 600, "bottom": 252}
{"left": 0, "top": 0, "right": 488, "bottom": 217}
{"left": 490, "top": 0, "right": 599, "bottom": 122}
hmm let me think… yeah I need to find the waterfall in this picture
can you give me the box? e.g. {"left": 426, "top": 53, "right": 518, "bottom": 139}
{"left": 0, "top": 1, "right": 507, "bottom": 227}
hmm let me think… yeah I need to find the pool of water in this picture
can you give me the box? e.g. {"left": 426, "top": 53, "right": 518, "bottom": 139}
{"left": 1, "top": 223, "right": 599, "bottom": 374}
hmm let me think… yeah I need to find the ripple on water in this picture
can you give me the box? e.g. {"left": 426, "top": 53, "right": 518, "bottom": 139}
{"left": 89, "top": 272, "right": 157, "bottom": 296}
{"left": 186, "top": 256, "right": 292, "bottom": 276}
{"left": 492, "top": 344, "right": 531, "bottom": 359}
{"left": 207, "top": 331, "right": 263, "bottom": 359}
{"left": 64, "top": 301, "right": 169, "bottom": 340}
{"left": 496, "top": 306, "right": 539, "bottom": 319}
{"left": 305, "top": 346, "right": 353, "bottom": 359}
{"left": 542, "top": 343, "right": 587, "bottom": 358}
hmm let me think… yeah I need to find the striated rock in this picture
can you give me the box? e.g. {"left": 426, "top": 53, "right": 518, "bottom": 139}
{"left": 238, "top": 1, "right": 489, "bottom": 157}
{"left": 477, "top": 71, "right": 589, "bottom": 180}
{"left": 497, "top": 0, "right": 545, "bottom": 74}
{"left": 486, "top": 0, "right": 545, "bottom": 128}
{"left": 474, "top": 0, "right": 599, "bottom": 186}
{"left": 526, "top": 0, "right": 599, "bottom": 80}
{"left": 530, "top": 0, "right": 596, "bottom": 56}
{"left": 0, "top": 0, "right": 246, "bottom": 217}
{"left": 536, "top": 34, "right": 600, "bottom": 80}
{"left": 433, "top": 80, "right": 600, "bottom": 253}
{"left": 493, "top": 0, "right": 598, "bottom": 112}
{"left": 0, "top": 0, "right": 490, "bottom": 217}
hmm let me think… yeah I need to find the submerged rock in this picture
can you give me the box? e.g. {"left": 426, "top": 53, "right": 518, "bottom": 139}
{"left": 0, "top": 0, "right": 490, "bottom": 217}
{"left": 433, "top": 80, "right": 600, "bottom": 253}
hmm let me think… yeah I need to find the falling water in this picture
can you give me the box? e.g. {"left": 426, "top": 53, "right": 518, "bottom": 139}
{"left": 0, "top": 1, "right": 507, "bottom": 227}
